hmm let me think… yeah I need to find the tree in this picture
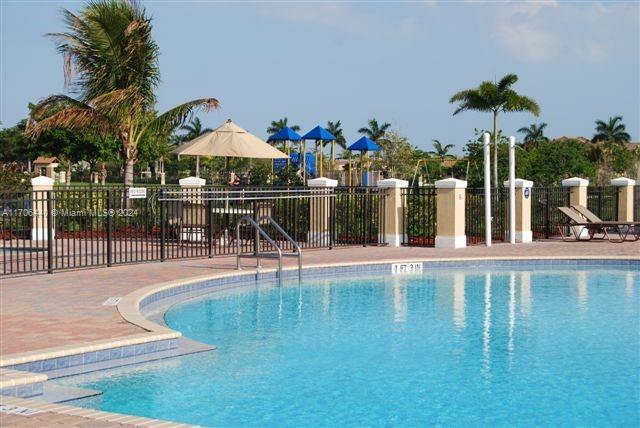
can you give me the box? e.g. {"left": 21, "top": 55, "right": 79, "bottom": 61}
{"left": 325, "top": 120, "right": 347, "bottom": 172}
{"left": 267, "top": 117, "right": 300, "bottom": 135}
{"left": 517, "top": 122, "right": 549, "bottom": 149}
{"left": 374, "top": 130, "right": 415, "bottom": 179}
{"left": 592, "top": 116, "right": 631, "bottom": 147}
{"left": 450, "top": 74, "right": 540, "bottom": 187}
{"left": 27, "top": 0, "right": 219, "bottom": 187}
{"left": 179, "top": 117, "right": 212, "bottom": 142}
{"left": 524, "top": 139, "right": 595, "bottom": 186}
{"left": 429, "top": 139, "right": 455, "bottom": 158}
{"left": 358, "top": 118, "right": 391, "bottom": 142}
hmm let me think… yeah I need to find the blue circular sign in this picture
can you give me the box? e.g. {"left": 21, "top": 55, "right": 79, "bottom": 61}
{"left": 524, "top": 188, "right": 531, "bottom": 199}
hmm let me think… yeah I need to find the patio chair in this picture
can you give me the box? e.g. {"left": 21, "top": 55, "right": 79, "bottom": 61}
{"left": 571, "top": 205, "right": 639, "bottom": 241}
{"left": 557, "top": 207, "right": 623, "bottom": 242}
{"left": 178, "top": 202, "right": 208, "bottom": 244}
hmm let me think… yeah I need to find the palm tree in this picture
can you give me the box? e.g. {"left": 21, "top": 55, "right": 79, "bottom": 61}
{"left": 517, "top": 122, "right": 548, "bottom": 149}
{"left": 267, "top": 117, "right": 300, "bottom": 135}
{"left": 358, "top": 118, "right": 391, "bottom": 142}
{"left": 450, "top": 74, "right": 540, "bottom": 187}
{"left": 179, "top": 117, "right": 212, "bottom": 142}
{"left": 429, "top": 139, "right": 455, "bottom": 158}
{"left": 325, "top": 120, "right": 346, "bottom": 173}
{"left": 27, "top": 0, "right": 219, "bottom": 187}
{"left": 592, "top": 116, "right": 631, "bottom": 147}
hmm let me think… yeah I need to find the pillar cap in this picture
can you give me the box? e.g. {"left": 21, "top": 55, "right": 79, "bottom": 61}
{"left": 561, "top": 177, "right": 589, "bottom": 187}
{"left": 377, "top": 178, "right": 409, "bottom": 189}
{"left": 611, "top": 177, "right": 636, "bottom": 187}
{"left": 31, "top": 176, "right": 55, "bottom": 187}
{"left": 307, "top": 177, "right": 338, "bottom": 188}
{"left": 503, "top": 178, "right": 533, "bottom": 188}
{"left": 435, "top": 178, "right": 467, "bottom": 189}
{"left": 179, "top": 176, "right": 206, "bottom": 186}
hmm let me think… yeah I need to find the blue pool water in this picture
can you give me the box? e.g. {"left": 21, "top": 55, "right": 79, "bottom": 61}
{"left": 63, "top": 266, "right": 639, "bottom": 426}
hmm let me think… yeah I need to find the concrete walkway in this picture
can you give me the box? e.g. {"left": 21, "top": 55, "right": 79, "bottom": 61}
{"left": 1, "top": 241, "right": 638, "bottom": 356}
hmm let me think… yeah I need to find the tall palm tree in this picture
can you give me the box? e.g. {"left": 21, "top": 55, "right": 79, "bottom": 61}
{"left": 429, "top": 139, "right": 455, "bottom": 158}
{"left": 517, "top": 122, "right": 548, "bottom": 149}
{"left": 325, "top": 120, "right": 346, "bottom": 173}
{"left": 179, "top": 117, "right": 212, "bottom": 142}
{"left": 267, "top": 117, "right": 300, "bottom": 135}
{"left": 358, "top": 118, "right": 391, "bottom": 142}
{"left": 450, "top": 74, "right": 540, "bottom": 187}
{"left": 27, "top": 0, "right": 219, "bottom": 187}
{"left": 592, "top": 116, "right": 631, "bottom": 147}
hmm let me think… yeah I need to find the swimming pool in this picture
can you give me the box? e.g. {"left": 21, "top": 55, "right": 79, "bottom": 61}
{"left": 61, "top": 263, "right": 639, "bottom": 426}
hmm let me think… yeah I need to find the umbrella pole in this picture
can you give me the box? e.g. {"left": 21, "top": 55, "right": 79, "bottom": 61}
{"left": 349, "top": 152, "right": 352, "bottom": 187}
{"left": 196, "top": 156, "right": 200, "bottom": 178}
{"left": 302, "top": 141, "right": 306, "bottom": 185}
{"left": 319, "top": 141, "right": 323, "bottom": 177}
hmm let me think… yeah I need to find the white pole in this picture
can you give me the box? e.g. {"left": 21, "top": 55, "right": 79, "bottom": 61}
{"left": 508, "top": 136, "right": 516, "bottom": 244}
{"left": 195, "top": 156, "right": 200, "bottom": 178}
{"left": 483, "top": 132, "right": 492, "bottom": 247}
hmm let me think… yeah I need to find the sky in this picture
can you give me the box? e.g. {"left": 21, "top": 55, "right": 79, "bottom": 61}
{"left": 1, "top": 0, "right": 638, "bottom": 154}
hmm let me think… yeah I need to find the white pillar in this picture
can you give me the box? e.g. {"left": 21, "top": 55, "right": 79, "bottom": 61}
{"left": 377, "top": 178, "right": 409, "bottom": 247}
{"left": 508, "top": 136, "right": 516, "bottom": 244}
{"left": 611, "top": 177, "right": 635, "bottom": 222}
{"left": 483, "top": 132, "right": 492, "bottom": 247}
{"left": 307, "top": 177, "right": 338, "bottom": 245}
{"left": 31, "top": 176, "right": 55, "bottom": 241}
{"left": 503, "top": 179, "right": 534, "bottom": 243}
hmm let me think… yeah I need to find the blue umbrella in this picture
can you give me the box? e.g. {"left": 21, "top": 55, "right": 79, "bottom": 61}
{"left": 348, "top": 136, "right": 382, "bottom": 186}
{"left": 267, "top": 127, "right": 302, "bottom": 142}
{"left": 301, "top": 126, "right": 336, "bottom": 178}
{"left": 348, "top": 136, "right": 381, "bottom": 152}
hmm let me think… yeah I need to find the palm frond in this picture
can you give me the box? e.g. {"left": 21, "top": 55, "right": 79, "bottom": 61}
{"left": 27, "top": 107, "right": 116, "bottom": 138}
{"left": 142, "top": 98, "right": 219, "bottom": 141}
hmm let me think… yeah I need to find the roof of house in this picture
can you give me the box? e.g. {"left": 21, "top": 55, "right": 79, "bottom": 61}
{"left": 33, "top": 156, "right": 59, "bottom": 164}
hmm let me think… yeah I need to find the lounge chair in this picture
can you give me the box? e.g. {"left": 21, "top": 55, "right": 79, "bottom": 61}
{"left": 571, "top": 205, "right": 639, "bottom": 241}
{"left": 557, "top": 207, "right": 623, "bottom": 242}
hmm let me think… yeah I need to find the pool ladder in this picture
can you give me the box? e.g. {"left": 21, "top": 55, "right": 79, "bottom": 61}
{"left": 236, "top": 215, "right": 302, "bottom": 283}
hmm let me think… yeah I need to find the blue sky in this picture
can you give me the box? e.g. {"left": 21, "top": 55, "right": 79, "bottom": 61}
{"left": 1, "top": 1, "right": 638, "bottom": 154}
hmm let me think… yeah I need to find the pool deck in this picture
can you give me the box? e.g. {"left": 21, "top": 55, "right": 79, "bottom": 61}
{"left": 2, "top": 240, "right": 638, "bottom": 357}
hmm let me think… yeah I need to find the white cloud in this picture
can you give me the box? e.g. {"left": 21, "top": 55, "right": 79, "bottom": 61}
{"left": 491, "top": 1, "right": 638, "bottom": 64}
{"left": 261, "top": 3, "right": 419, "bottom": 40}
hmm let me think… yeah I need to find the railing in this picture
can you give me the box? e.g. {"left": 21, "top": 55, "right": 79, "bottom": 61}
{"left": 587, "top": 186, "right": 618, "bottom": 221}
{"left": 465, "top": 188, "right": 507, "bottom": 245}
{"left": 402, "top": 187, "right": 436, "bottom": 247}
{"left": 531, "top": 187, "right": 570, "bottom": 239}
{"left": 1, "top": 186, "right": 386, "bottom": 276}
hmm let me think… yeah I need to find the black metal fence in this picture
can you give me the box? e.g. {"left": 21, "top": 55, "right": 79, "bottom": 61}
{"left": 635, "top": 186, "right": 640, "bottom": 221}
{"left": 402, "top": 187, "right": 437, "bottom": 247}
{"left": 531, "top": 187, "right": 570, "bottom": 239}
{"left": 587, "top": 186, "right": 618, "bottom": 221}
{"left": 1, "top": 186, "right": 386, "bottom": 276}
{"left": 465, "top": 188, "right": 507, "bottom": 245}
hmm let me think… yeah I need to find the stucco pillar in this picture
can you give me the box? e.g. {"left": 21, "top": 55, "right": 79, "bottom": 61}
{"left": 562, "top": 177, "right": 589, "bottom": 238}
{"left": 377, "top": 178, "right": 409, "bottom": 247}
{"left": 178, "top": 176, "right": 206, "bottom": 241}
{"left": 307, "top": 177, "right": 337, "bottom": 245}
{"left": 435, "top": 178, "right": 467, "bottom": 248}
{"left": 611, "top": 177, "right": 635, "bottom": 222}
{"left": 179, "top": 176, "right": 206, "bottom": 204}
{"left": 503, "top": 179, "right": 534, "bottom": 243}
{"left": 31, "top": 176, "right": 55, "bottom": 241}
{"left": 562, "top": 177, "right": 589, "bottom": 208}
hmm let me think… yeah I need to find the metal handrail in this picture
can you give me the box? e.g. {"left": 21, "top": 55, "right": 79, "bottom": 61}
{"left": 235, "top": 215, "right": 302, "bottom": 283}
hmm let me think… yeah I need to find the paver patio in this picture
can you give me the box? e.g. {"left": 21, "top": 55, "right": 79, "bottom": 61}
{"left": 1, "top": 240, "right": 638, "bottom": 356}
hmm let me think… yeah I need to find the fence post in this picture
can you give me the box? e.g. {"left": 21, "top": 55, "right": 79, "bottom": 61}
{"left": 307, "top": 177, "right": 338, "bottom": 246}
{"left": 30, "top": 176, "right": 55, "bottom": 242}
{"left": 435, "top": 178, "right": 467, "bottom": 248}
{"left": 611, "top": 177, "right": 635, "bottom": 222}
{"left": 106, "top": 189, "right": 112, "bottom": 267}
{"left": 503, "top": 179, "right": 533, "bottom": 243}
{"left": 562, "top": 177, "right": 589, "bottom": 238}
{"left": 46, "top": 191, "right": 54, "bottom": 273}
{"left": 377, "top": 178, "right": 409, "bottom": 247}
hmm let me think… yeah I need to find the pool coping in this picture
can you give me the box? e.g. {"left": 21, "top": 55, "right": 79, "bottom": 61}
{"left": 1, "top": 255, "right": 638, "bottom": 425}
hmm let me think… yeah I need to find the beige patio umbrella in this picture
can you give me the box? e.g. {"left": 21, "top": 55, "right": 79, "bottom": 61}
{"left": 172, "top": 119, "right": 288, "bottom": 176}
